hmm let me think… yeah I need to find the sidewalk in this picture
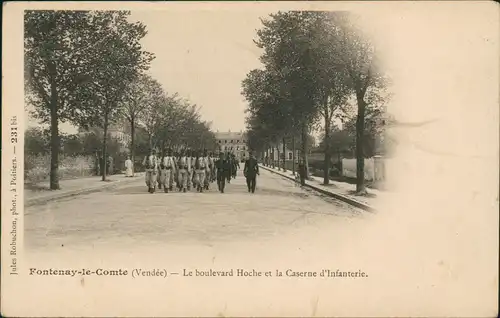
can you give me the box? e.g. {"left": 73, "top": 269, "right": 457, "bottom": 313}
{"left": 260, "top": 165, "right": 392, "bottom": 212}
{"left": 25, "top": 173, "right": 145, "bottom": 207}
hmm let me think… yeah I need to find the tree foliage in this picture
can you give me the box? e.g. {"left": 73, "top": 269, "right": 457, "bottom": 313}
{"left": 24, "top": 10, "right": 154, "bottom": 187}
{"left": 242, "top": 11, "right": 390, "bottom": 192}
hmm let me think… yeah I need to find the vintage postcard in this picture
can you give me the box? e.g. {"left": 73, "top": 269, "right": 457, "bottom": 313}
{"left": 2, "top": 1, "right": 498, "bottom": 317}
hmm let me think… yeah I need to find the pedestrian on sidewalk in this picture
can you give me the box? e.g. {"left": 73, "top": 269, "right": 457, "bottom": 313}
{"left": 244, "top": 151, "right": 259, "bottom": 193}
{"left": 124, "top": 155, "right": 134, "bottom": 177}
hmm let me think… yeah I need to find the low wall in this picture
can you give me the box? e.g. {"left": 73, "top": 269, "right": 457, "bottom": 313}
{"left": 341, "top": 157, "right": 386, "bottom": 181}
{"left": 24, "top": 154, "right": 97, "bottom": 184}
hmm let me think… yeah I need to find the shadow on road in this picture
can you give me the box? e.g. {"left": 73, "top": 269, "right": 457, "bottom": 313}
{"left": 109, "top": 184, "right": 312, "bottom": 200}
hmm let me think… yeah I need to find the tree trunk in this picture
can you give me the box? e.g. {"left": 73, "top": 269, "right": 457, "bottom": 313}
{"left": 271, "top": 147, "right": 274, "bottom": 168}
{"left": 130, "top": 117, "right": 135, "bottom": 165}
{"left": 301, "top": 122, "right": 310, "bottom": 179}
{"left": 276, "top": 145, "right": 280, "bottom": 171}
{"left": 292, "top": 136, "right": 296, "bottom": 175}
{"left": 282, "top": 137, "right": 287, "bottom": 172}
{"left": 102, "top": 110, "right": 109, "bottom": 181}
{"left": 323, "top": 112, "right": 331, "bottom": 185}
{"left": 49, "top": 82, "right": 60, "bottom": 190}
{"left": 355, "top": 93, "right": 367, "bottom": 194}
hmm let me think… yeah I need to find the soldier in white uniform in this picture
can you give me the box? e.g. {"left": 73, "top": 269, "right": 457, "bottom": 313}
{"left": 203, "top": 149, "right": 213, "bottom": 190}
{"left": 193, "top": 150, "right": 207, "bottom": 192}
{"left": 187, "top": 149, "right": 195, "bottom": 191}
{"left": 159, "top": 148, "right": 176, "bottom": 193}
{"left": 177, "top": 149, "right": 189, "bottom": 193}
{"left": 142, "top": 149, "right": 159, "bottom": 193}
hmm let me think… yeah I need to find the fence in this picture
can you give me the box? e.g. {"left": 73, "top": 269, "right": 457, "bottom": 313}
{"left": 263, "top": 156, "right": 388, "bottom": 182}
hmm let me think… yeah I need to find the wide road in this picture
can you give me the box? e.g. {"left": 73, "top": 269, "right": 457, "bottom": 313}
{"left": 25, "top": 168, "right": 369, "bottom": 256}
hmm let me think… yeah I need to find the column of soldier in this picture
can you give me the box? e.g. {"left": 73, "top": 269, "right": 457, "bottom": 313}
{"left": 142, "top": 148, "right": 240, "bottom": 194}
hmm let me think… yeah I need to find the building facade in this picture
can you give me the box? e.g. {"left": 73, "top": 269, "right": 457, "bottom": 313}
{"left": 215, "top": 130, "right": 249, "bottom": 161}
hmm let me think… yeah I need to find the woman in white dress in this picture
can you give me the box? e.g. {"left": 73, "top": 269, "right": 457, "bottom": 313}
{"left": 124, "top": 156, "right": 134, "bottom": 177}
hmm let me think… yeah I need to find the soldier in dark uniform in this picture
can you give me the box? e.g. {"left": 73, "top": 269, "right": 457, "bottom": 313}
{"left": 231, "top": 153, "right": 239, "bottom": 179}
{"left": 244, "top": 151, "right": 260, "bottom": 193}
{"left": 215, "top": 152, "right": 229, "bottom": 193}
{"left": 225, "top": 152, "right": 232, "bottom": 184}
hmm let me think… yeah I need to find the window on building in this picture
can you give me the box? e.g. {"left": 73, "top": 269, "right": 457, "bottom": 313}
{"left": 242, "top": 146, "right": 245, "bottom": 150}
{"left": 236, "top": 146, "right": 239, "bottom": 150}
{"left": 288, "top": 153, "right": 293, "bottom": 160}
{"left": 225, "top": 140, "right": 227, "bottom": 144}
{"left": 219, "top": 140, "right": 221, "bottom": 143}
{"left": 230, "top": 140, "right": 233, "bottom": 143}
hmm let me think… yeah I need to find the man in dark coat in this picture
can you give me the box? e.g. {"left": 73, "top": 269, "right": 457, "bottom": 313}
{"left": 215, "top": 152, "right": 230, "bottom": 193}
{"left": 225, "top": 152, "right": 232, "bottom": 184}
{"left": 244, "top": 151, "right": 260, "bottom": 193}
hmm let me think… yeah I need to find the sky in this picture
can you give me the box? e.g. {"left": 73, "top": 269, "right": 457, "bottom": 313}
{"left": 25, "top": 2, "right": 499, "bottom": 154}
{"left": 26, "top": 9, "right": 276, "bottom": 134}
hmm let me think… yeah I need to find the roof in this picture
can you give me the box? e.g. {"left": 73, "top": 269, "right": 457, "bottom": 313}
{"left": 215, "top": 131, "right": 247, "bottom": 140}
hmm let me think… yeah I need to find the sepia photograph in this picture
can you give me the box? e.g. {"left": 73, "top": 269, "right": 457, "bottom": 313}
{"left": 2, "top": 1, "right": 498, "bottom": 317}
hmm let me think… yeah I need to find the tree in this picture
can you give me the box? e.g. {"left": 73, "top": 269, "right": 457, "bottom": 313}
{"left": 24, "top": 127, "right": 50, "bottom": 155}
{"left": 62, "top": 134, "right": 84, "bottom": 156}
{"left": 24, "top": 11, "right": 108, "bottom": 189}
{"left": 325, "top": 12, "right": 389, "bottom": 194}
{"left": 251, "top": 12, "right": 331, "bottom": 177}
{"left": 136, "top": 77, "right": 165, "bottom": 150}
{"left": 84, "top": 11, "right": 154, "bottom": 181}
{"left": 121, "top": 74, "right": 154, "bottom": 164}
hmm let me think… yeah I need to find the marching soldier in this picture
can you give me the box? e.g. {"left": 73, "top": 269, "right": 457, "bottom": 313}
{"left": 142, "top": 148, "right": 159, "bottom": 193}
{"left": 225, "top": 152, "right": 232, "bottom": 184}
{"left": 186, "top": 149, "right": 195, "bottom": 191}
{"left": 176, "top": 150, "right": 183, "bottom": 191}
{"left": 177, "top": 149, "right": 189, "bottom": 192}
{"left": 231, "top": 153, "right": 239, "bottom": 179}
{"left": 157, "top": 150, "right": 165, "bottom": 190}
{"left": 203, "top": 149, "right": 213, "bottom": 190}
{"left": 215, "top": 152, "right": 230, "bottom": 193}
{"left": 244, "top": 151, "right": 260, "bottom": 193}
{"left": 160, "top": 148, "right": 176, "bottom": 193}
{"left": 193, "top": 150, "right": 207, "bottom": 192}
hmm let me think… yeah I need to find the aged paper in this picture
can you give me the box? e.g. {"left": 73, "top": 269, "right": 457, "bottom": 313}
{"left": 2, "top": 1, "right": 498, "bottom": 317}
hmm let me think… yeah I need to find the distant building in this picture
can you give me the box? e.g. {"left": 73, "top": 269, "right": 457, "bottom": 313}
{"left": 215, "top": 130, "right": 249, "bottom": 161}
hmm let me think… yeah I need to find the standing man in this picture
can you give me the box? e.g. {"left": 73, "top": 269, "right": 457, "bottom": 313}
{"left": 160, "top": 148, "right": 176, "bottom": 193}
{"left": 244, "top": 151, "right": 260, "bottom": 193}
{"left": 142, "top": 148, "right": 159, "bottom": 193}
{"left": 124, "top": 155, "right": 133, "bottom": 177}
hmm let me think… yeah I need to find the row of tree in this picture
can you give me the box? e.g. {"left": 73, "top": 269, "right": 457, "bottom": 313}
{"left": 241, "top": 11, "right": 391, "bottom": 194}
{"left": 25, "top": 10, "right": 216, "bottom": 190}
{"left": 122, "top": 74, "right": 217, "bottom": 163}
